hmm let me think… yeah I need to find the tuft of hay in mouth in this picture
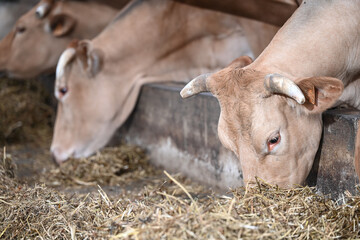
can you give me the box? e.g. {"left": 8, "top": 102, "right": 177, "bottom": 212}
{"left": 0, "top": 78, "right": 53, "bottom": 145}
{"left": 1, "top": 146, "right": 360, "bottom": 239}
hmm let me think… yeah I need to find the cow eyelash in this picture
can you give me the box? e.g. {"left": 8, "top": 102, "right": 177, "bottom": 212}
{"left": 269, "top": 136, "right": 279, "bottom": 144}
{"left": 16, "top": 26, "right": 26, "bottom": 34}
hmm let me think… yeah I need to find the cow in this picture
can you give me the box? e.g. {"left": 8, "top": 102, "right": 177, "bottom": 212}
{"left": 0, "top": 0, "right": 117, "bottom": 79}
{"left": 49, "top": 0, "right": 279, "bottom": 164}
{"left": 181, "top": 0, "right": 360, "bottom": 188}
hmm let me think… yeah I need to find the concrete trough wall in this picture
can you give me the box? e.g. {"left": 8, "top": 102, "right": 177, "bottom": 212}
{"left": 308, "top": 109, "right": 360, "bottom": 197}
{"left": 114, "top": 83, "right": 243, "bottom": 190}
{"left": 114, "top": 83, "right": 360, "bottom": 198}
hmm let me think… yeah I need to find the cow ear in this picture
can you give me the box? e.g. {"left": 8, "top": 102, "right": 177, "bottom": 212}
{"left": 49, "top": 13, "right": 76, "bottom": 37}
{"left": 77, "top": 40, "right": 103, "bottom": 77}
{"left": 297, "top": 76, "right": 344, "bottom": 114}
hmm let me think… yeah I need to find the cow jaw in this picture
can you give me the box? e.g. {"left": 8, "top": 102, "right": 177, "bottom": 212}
{"left": 51, "top": 122, "right": 117, "bottom": 164}
{"left": 51, "top": 101, "right": 120, "bottom": 164}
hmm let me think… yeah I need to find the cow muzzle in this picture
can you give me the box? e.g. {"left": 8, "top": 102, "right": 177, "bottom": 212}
{"left": 50, "top": 146, "right": 74, "bottom": 165}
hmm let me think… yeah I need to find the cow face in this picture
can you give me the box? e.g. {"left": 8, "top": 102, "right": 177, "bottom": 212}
{"left": 51, "top": 40, "right": 141, "bottom": 164}
{"left": 0, "top": 0, "right": 76, "bottom": 79}
{"left": 50, "top": 41, "right": 118, "bottom": 163}
{"left": 181, "top": 56, "right": 344, "bottom": 187}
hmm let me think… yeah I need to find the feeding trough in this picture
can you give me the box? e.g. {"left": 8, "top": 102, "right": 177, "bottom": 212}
{"left": 116, "top": 83, "right": 360, "bottom": 198}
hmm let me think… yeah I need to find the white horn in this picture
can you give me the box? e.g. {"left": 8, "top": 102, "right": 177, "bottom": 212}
{"left": 56, "top": 48, "right": 76, "bottom": 81}
{"left": 35, "top": 3, "right": 50, "bottom": 19}
{"left": 264, "top": 73, "right": 305, "bottom": 104}
{"left": 180, "top": 73, "right": 212, "bottom": 98}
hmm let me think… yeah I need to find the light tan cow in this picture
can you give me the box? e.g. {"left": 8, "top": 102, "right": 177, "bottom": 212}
{"left": 50, "top": 0, "right": 274, "bottom": 163}
{"left": 0, "top": 0, "right": 117, "bottom": 79}
{"left": 181, "top": 0, "right": 360, "bottom": 187}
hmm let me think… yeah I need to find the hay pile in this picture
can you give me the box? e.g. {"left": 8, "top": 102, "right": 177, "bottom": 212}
{"left": 41, "top": 145, "right": 159, "bottom": 188}
{"left": 1, "top": 146, "right": 360, "bottom": 239}
{"left": 0, "top": 78, "right": 53, "bottom": 145}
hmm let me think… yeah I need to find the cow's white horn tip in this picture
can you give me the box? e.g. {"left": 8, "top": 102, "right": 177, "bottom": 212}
{"left": 180, "top": 88, "right": 190, "bottom": 99}
{"left": 297, "top": 96, "right": 306, "bottom": 105}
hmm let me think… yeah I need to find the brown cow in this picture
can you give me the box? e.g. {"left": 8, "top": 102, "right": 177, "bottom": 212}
{"left": 181, "top": 0, "right": 360, "bottom": 187}
{"left": 0, "top": 0, "right": 117, "bottom": 79}
{"left": 50, "top": 0, "right": 267, "bottom": 163}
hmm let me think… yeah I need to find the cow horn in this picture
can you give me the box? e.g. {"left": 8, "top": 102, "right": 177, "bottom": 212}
{"left": 180, "top": 73, "right": 212, "bottom": 98}
{"left": 264, "top": 73, "right": 305, "bottom": 104}
{"left": 56, "top": 48, "right": 76, "bottom": 81}
{"left": 35, "top": 2, "right": 51, "bottom": 19}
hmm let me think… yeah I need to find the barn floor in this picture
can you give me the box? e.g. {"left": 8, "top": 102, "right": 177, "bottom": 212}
{"left": 8, "top": 143, "right": 172, "bottom": 197}
{"left": 1, "top": 78, "right": 360, "bottom": 239}
{"left": 2, "top": 143, "right": 360, "bottom": 239}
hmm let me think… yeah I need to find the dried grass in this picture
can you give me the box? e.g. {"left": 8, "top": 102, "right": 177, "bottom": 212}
{"left": 1, "top": 147, "right": 360, "bottom": 239}
{"left": 1, "top": 77, "right": 359, "bottom": 239}
{"left": 41, "top": 145, "right": 159, "bottom": 187}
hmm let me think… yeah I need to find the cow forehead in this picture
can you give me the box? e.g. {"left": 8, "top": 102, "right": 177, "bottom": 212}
{"left": 65, "top": 59, "right": 90, "bottom": 88}
{"left": 213, "top": 69, "right": 267, "bottom": 134}
{"left": 210, "top": 68, "right": 265, "bottom": 97}
{"left": 17, "top": 1, "right": 56, "bottom": 25}
{"left": 214, "top": 68, "right": 294, "bottom": 153}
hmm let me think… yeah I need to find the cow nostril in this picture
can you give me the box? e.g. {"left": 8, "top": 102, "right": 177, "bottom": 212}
{"left": 0, "top": 71, "right": 6, "bottom": 78}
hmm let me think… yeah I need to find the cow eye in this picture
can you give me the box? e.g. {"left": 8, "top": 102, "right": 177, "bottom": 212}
{"left": 267, "top": 132, "right": 281, "bottom": 152}
{"left": 35, "top": 11, "right": 42, "bottom": 19}
{"left": 59, "top": 87, "right": 68, "bottom": 96}
{"left": 269, "top": 136, "right": 279, "bottom": 144}
{"left": 16, "top": 26, "right": 26, "bottom": 34}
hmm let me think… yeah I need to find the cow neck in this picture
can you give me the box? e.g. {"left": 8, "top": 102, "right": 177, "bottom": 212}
{"left": 53, "top": 1, "right": 117, "bottom": 40}
{"left": 251, "top": 0, "right": 360, "bottom": 85}
{"left": 92, "top": 0, "right": 224, "bottom": 79}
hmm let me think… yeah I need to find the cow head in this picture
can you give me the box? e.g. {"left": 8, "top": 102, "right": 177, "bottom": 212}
{"left": 181, "top": 56, "right": 344, "bottom": 187}
{"left": 51, "top": 40, "right": 139, "bottom": 164}
{"left": 0, "top": 0, "right": 77, "bottom": 79}
{"left": 51, "top": 40, "right": 109, "bottom": 163}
